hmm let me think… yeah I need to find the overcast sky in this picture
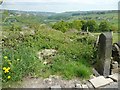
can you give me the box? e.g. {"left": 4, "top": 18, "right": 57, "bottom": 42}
{"left": 0, "top": 0, "right": 120, "bottom": 13}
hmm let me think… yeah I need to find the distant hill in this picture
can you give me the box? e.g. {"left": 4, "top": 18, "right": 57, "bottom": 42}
{"left": 3, "top": 9, "right": 118, "bottom": 30}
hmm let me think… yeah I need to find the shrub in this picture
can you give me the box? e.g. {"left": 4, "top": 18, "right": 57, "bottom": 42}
{"left": 99, "top": 21, "right": 111, "bottom": 32}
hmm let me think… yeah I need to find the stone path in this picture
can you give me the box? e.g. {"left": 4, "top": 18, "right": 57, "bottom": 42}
{"left": 8, "top": 73, "right": 119, "bottom": 89}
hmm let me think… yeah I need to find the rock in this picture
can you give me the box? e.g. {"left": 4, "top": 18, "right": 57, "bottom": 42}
{"left": 75, "top": 83, "right": 82, "bottom": 88}
{"left": 63, "top": 80, "right": 76, "bottom": 88}
{"left": 100, "top": 82, "right": 118, "bottom": 88}
{"left": 81, "top": 84, "right": 89, "bottom": 88}
{"left": 95, "top": 32, "right": 112, "bottom": 76}
{"left": 89, "top": 76, "right": 113, "bottom": 88}
{"left": 106, "top": 78, "right": 113, "bottom": 83}
{"left": 108, "top": 73, "right": 119, "bottom": 82}
{"left": 30, "top": 30, "right": 35, "bottom": 35}
{"left": 112, "top": 61, "right": 118, "bottom": 69}
{"left": 44, "top": 78, "right": 52, "bottom": 84}
{"left": 111, "top": 68, "right": 119, "bottom": 74}
{"left": 92, "top": 68, "right": 100, "bottom": 77}
{"left": 49, "top": 75, "right": 60, "bottom": 80}
{"left": 86, "top": 81, "right": 94, "bottom": 88}
{"left": 51, "top": 85, "right": 61, "bottom": 90}
{"left": 41, "top": 49, "right": 57, "bottom": 56}
{"left": 37, "top": 49, "right": 57, "bottom": 60}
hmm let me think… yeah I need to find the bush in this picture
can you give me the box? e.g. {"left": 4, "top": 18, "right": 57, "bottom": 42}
{"left": 52, "top": 21, "right": 69, "bottom": 33}
{"left": 99, "top": 21, "right": 111, "bottom": 31}
{"left": 85, "top": 20, "right": 98, "bottom": 32}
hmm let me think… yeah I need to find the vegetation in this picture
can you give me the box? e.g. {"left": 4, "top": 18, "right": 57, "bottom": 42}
{"left": 52, "top": 19, "right": 115, "bottom": 33}
{"left": 1, "top": 10, "right": 118, "bottom": 87}
{"left": 99, "top": 21, "right": 112, "bottom": 31}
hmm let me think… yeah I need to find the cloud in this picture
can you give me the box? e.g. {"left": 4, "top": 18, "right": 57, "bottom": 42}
{"left": 5, "top": 0, "right": 79, "bottom": 3}
{"left": 4, "top": 0, "right": 119, "bottom": 3}
{"left": 3, "top": 0, "right": 119, "bottom": 7}
{"left": 1, "top": 0, "right": 119, "bottom": 13}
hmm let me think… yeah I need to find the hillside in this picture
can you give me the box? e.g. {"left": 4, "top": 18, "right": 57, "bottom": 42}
{"left": 1, "top": 9, "right": 118, "bottom": 87}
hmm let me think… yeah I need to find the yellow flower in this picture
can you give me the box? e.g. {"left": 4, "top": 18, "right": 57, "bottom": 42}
{"left": 4, "top": 56, "right": 8, "bottom": 59}
{"left": 4, "top": 67, "right": 10, "bottom": 73}
{"left": 3, "top": 67, "right": 6, "bottom": 70}
{"left": 7, "top": 76, "right": 11, "bottom": 79}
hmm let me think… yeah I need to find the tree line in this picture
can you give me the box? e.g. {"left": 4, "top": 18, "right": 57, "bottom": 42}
{"left": 52, "top": 20, "right": 117, "bottom": 33}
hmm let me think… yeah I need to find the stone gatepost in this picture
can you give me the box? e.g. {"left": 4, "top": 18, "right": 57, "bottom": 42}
{"left": 95, "top": 32, "right": 112, "bottom": 76}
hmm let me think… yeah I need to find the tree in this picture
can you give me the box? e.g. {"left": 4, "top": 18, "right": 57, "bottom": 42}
{"left": 81, "top": 20, "right": 87, "bottom": 31}
{"left": 71, "top": 20, "right": 82, "bottom": 31}
{"left": 52, "top": 21, "right": 69, "bottom": 33}
{"left": 99, "top": 21, "right": 111, "bottom": 32}
{"left": 85, "top": 20, "right": 98, "bottom": 32}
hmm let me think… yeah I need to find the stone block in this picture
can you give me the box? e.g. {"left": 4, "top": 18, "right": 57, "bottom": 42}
{"left": 108, "top": 73, "right": 119, "bottom": 82}
{"left": 89, "top": 76, "right": 113, "bottom": 88}
{"left": 95, "top": 32, "right": 112, "bottom": 76}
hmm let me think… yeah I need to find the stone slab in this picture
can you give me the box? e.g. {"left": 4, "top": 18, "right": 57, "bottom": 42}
{"left": 95, "top": 32, "right": 112, "bottom": 76}
{"left": 106, "top": 78, "right": 114, "bottom": 83}
{"left": 100, "top": 82, "right": 118, "bottom": 88}
{"left": 108, "top": 73, "right": 119, "bottom": 82}
{"left": 89, "top": 76, "right": 113, "bottom": 88}
{"left": 86, "top": 81, "right": 94, "bottom": 88}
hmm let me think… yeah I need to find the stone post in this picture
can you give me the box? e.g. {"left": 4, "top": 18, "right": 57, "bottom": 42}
{"left": 95, "top": 32, "right": 112, "bottom": 76}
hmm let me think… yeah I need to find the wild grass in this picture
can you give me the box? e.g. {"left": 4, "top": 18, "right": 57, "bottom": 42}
{"left": 2, "top": 26, "right": 95, "bottom": 85}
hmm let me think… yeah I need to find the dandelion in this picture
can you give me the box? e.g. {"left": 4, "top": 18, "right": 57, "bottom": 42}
{"left": 3, "top": 67, "right": 10, "bottom": 73}
{"left": 3, "top": 67, "right": 6, "bottom": 70}
{"left": 4, "top": 56, "right": 8, "bottom": 59}
{"left": 7, "top": 76, "right": 11, "bottom": 79}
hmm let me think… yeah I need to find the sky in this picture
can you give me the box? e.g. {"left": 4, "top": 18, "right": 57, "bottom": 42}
{"left": 0, "top": 0, "right": 120, "bottom": 13}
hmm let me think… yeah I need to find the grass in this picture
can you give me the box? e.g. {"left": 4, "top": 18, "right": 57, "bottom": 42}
{"left": 51, "top": 55, "right": 92, "bottom": 79}
{"left": 2, "top": 25, "right": 95, "bottom": 87}
{"left": 2, "top": 25, "right": 118, "bottom": 88}
{"left": 92, "top": 32, "right": 119, "bottom": 43}
{"left": 113, "top": 33, "right": 119, "bottom": 43}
